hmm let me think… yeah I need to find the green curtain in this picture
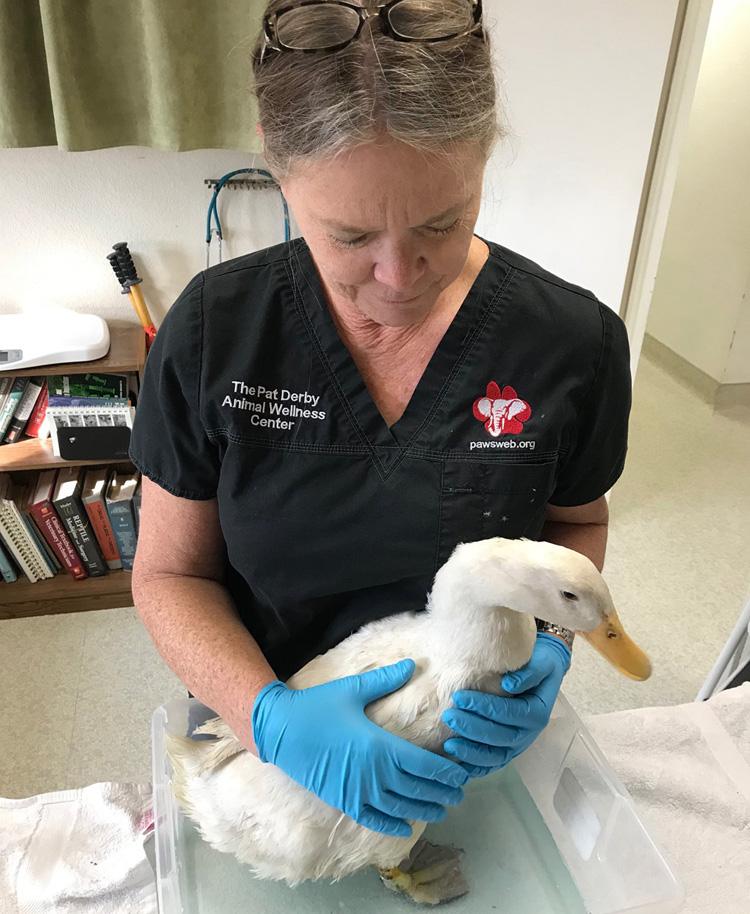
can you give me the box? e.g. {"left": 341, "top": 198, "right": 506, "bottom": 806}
{"left": 0, "top": 0, "right": 265, "bottom": 151}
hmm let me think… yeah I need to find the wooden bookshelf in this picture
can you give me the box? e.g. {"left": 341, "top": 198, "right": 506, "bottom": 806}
{"left": 0, "top": 437, "right": 132, "bottom": 472}
{"left": 0, "top": 569, "right": 135, "bottom": 619}
{"left": 0, "top": 321, "right": 147, "bottom": 617}
{"left": 0, "top": 321, "right": 147, "bottom": 380}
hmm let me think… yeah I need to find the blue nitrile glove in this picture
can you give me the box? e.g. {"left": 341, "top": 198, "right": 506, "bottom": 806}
{"left": 441, "top": 632, "right": 572, "bottom": 777}
{"left": 252, "top": 659, "right": 468, "bottom": 837}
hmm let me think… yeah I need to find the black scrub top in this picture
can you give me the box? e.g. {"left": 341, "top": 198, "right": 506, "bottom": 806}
{"left": 128, "top": 235, "right": 631, "bottom": 680}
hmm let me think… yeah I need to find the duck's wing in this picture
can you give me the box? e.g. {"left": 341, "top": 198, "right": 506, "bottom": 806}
{"left": 290, "top": 614, "right": 441, "bottom": 746}
{"left": 289, "top": 612, "right": 426, "bottom": 688}
{"left": 363, "top": 655, "right": 439, "bottom": 744}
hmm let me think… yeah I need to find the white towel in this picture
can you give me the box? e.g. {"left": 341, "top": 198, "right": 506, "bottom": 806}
{"left": 0, "top": 782, "right": 156, "bottom": 914}
{"left": 585, "top": 682, "right": 750, "bottom": 914}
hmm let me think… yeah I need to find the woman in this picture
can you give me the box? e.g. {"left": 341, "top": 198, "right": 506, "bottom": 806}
{"left": 129, "top": 0, "right": 630, "bottom": 841}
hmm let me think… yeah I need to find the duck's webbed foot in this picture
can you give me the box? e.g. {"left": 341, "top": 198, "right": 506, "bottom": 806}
{"left": 377, "top": 838, "right": 468, "bottom": 906}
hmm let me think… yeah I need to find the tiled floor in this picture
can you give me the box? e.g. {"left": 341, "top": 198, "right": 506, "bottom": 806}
{"left": 1, "top": 353, "right": 748, "bottom": 798}
{"left": 0, "top": 605, "right": 185, "bottom": 798}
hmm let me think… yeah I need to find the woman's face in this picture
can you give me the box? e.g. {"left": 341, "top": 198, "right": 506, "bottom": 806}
{"left": 279, "top": 137, "right": 486, "bottom": 328}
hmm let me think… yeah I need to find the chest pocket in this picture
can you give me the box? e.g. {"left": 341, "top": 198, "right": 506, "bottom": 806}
{"left": 436, "top": 458, "right": 558, "bottom": 568}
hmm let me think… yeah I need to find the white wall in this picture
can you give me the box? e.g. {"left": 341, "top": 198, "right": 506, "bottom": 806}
{"left": 725, "top": 273, "right": 750, "bottom": 384}
{"left": 646, "top": 0, "right": 750, "bottom": 385}
{"left": 0, "top": 147, "right": 291, "bottom": 326}
{"left": 0, "top": 2, "right": 678, "bottom": 325}
{"left": 479, "top": 0, "right": 679, "bottom": 311}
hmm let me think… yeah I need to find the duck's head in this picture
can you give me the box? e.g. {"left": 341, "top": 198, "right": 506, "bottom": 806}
{"left": 433, "top": 537, "right": 651, "bottom": 681}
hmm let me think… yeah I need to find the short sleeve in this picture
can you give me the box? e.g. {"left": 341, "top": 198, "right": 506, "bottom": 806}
{"left": 549, "top": 303, "right": 632, "bottom": 506}
{"left": 128, "top": 273, "right": 221, "bottom": 500}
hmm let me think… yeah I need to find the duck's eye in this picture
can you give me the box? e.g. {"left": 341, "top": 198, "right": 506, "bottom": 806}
{"left": 561, "top": 591, "right": 579, "bottom": 601}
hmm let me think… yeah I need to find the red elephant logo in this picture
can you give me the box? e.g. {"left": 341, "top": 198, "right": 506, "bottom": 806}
{"left": 473, "top": 382, "right": 531, "bottom": 437}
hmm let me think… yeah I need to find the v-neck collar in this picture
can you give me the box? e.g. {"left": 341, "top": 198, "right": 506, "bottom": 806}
{"left": 290, "top": 234, "right": 501, "bottom": 462}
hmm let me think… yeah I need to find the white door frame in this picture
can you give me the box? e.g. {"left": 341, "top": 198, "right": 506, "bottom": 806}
{"left": 620, "top": 0, "right": 714, "bottom": 381}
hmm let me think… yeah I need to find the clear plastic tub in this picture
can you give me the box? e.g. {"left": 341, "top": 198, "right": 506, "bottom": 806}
{"left": 151, "top": 693, "right": 684, "bottom": 914}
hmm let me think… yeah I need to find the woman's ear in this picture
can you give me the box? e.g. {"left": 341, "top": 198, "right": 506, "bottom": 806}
{"left": 256, "top": 123, "right": 264, "bottom": 139}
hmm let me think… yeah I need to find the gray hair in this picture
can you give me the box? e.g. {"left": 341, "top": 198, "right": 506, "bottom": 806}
{"left": 251, "top": 0, "right": 504, "bottom": 180}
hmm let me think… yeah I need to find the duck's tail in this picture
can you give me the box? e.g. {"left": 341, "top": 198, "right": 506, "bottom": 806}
{"left": 166, "top": 717, "right": 247, "bottom": 815}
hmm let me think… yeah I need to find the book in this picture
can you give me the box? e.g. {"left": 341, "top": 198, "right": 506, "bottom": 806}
{"left": 0, "top": 473, "right": 54, "bottom": 582}
{"left": 132, "top": 476, "right": 142, "bottom": 536}
{"left": 24, "top": 511, "right": 61, "bottom": 573}
{"left": 0, "top": 474, "right": 37, "bottom": 583}
{"left": 0, "top": 377, "right": 13, "bottom": 414}
{"left": 47, "top": 374, "right": 129, "bottom": 399}
{"left": 105, "top": 470, "right": 139, "bottom": 571}
{"left": 28, "top": 469, "right": 89, "bottom": 581}
{"left": 13, "top": 475, "right": 58, "bottom": 577}
{"left": 52, "top": 467, "right": 108, "bottom": 577}
{"left": 23, "top": 381, "right": 50, "bottom": 439}
{"left": 0, "top": 538, "right": 18, "bottom": 583}
{"left": 3, "top": 377, "right": 44, "bottom": 443}
{"left": 0, "top": 378, "right": 29, "bottom": 442}
{"left": 81, "top": 467, "right": 122, "bottom": 570}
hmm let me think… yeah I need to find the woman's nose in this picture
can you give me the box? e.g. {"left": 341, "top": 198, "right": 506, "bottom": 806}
{"left": 372, "top": 241, "right": 427, "bottom": 293}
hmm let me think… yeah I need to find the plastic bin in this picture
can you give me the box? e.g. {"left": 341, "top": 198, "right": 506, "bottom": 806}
{"left": 151, "top": 693, "right": 684, "bottom": 914}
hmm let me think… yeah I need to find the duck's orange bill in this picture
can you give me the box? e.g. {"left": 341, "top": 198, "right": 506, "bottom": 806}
{"left": 580, "top": 609, "right": 652, "bottom": 681}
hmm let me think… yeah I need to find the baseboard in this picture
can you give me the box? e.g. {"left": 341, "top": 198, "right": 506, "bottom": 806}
{"left": 642, "top": 334, "right": 718, "bottom": 402}
{"left": 715, "top": 382, "right": 750, "bottom": 411}
{"left": 642, "top": 334, "right": 750, "bottom": 411}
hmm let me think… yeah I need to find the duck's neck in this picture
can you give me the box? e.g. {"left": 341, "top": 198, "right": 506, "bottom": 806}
{"left": 423, "top": 585, "right": 538, "bottom": 706}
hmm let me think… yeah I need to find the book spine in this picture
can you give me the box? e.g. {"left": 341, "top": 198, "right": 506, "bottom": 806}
{"left": 0, "top": 378, "right": 28, "bottom": 440}
{"left": 24, "top": 382, "right": 49, "bottom": 438}
{"left": 83, "top": 497, "right": 123, "bottom": 570}
{"left": 29, "top": 501, "right": 89, "bottom": 580}
{"left": 20, "top": 513, "right": 56, "bottom": 577}
{"left": 106, "top": 501, "right": 137, "bottom": 571}
{"left": 0, "top": 538, "right": 18, "bottom": 583}
{"left": 28, "top": 512, "right": 60, "bottom": 570}
{"left": 4, "top": 378, "right": 44, "bottom": 443}
{"left": 53, "top": 494, "right": 108, "bottom": 576}
{"left": 0, "top": 377, "right": 13, "bottom": 414}
{"left": 132, "top": 490, "right": 141, "bottom": 536}
{"left": 0, "top": 507, "right": 39, "bottom": 582}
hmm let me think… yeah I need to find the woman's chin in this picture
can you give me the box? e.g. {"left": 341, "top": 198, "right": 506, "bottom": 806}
{"left": 361, "top": 291, "right": 439, "bottom": 327}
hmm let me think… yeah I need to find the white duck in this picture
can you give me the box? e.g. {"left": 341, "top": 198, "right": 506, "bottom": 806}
{"left": 166, "top": 537, "right": 650, "bottom": 901}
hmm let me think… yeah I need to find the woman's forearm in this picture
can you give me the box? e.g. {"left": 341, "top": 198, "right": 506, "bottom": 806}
{"left": 540, "top": 519, "right": 608, "bottom": 572}
{"left": 132, "top": 572, "right": 277, "bottom": 752}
